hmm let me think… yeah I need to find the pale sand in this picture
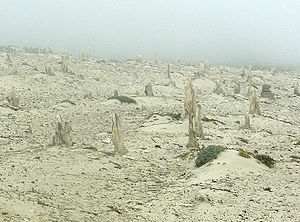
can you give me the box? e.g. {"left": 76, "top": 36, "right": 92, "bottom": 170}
{"left": 0, "top": 49, "right": 299, "bottom": 221}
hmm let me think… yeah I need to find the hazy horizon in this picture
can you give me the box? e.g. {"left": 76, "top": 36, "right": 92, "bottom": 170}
{"left": 0, "top": 1, "right": 299, "bottom": 69}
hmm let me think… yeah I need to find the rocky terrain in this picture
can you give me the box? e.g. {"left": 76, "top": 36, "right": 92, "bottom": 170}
{"left": 0, "top": 46, "right": 299, "bottom": 221}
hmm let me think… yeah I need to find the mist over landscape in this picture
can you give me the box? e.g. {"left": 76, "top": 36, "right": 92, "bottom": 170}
{"left": 0, "top": 0, "right": 299, "bottom": 68}
{"left": 1, "top": 1, "right": 300, "bottom": 221}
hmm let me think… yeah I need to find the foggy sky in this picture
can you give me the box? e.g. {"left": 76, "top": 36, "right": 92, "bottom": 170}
{"left": 0, "top": 0, "right": 299, "bottom": 68}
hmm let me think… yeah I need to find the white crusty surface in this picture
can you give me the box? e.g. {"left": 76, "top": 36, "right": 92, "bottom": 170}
{"left": 0, "top": 50, "right": 299, "bottom": 221}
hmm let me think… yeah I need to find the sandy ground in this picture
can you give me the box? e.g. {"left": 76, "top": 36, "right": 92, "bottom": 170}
{"left": 0, "top": 48, "right": 299, "bottom": 221}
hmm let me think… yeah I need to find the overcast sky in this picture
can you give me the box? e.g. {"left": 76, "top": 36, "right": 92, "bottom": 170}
{"left": 0, "top": 0, "right": 299, "bottom": 68}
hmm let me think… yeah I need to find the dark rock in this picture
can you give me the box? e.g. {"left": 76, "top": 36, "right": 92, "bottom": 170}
{"left": 262, "top": 84, "right": 271, "bottom": 91}
{"left": 261, "top": 84, "right": 275, "bottom": 99}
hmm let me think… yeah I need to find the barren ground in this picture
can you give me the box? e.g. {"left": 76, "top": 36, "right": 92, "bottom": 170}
{"left": 0, "top": 49, "right": 299, "bottom": 221}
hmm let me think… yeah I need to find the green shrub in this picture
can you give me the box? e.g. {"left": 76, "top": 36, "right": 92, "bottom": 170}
{"left": 238, "top": 149, "right": 250, "bottom": 158}
{"left": 195, "top": 145, "right": 225, "bottom": 167}
{"left": 108, "top": 96, "right": 137, "bottom": 104}
{"left": 254, "top": 154, "right": 275, "bottom": 168}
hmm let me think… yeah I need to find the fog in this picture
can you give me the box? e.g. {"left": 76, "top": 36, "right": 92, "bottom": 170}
{"left": 0, "top": 0, "right": 299, "bottom": 68}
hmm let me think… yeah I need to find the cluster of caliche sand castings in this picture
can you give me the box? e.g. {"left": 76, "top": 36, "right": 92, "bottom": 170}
{"left": 0, "top": 46, "right": 299, "bottom": 221}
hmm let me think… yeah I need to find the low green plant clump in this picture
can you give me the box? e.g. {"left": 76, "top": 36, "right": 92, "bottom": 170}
{"left": 108, "top": 96, "right": 137, "bottom": 104}
{"left": 195, "top": 145, "right": 225, "bottom": 167}
{"left": 237, "top": 148, "right": 276, "bottom": 168}
{"left": 238, "top": 149, "right": 250, "bottom": 158}
{"left": 254, "top": 154, "right": 275, "bottom": 168}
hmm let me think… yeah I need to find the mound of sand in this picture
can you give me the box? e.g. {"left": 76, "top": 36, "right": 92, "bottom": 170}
{"left": 188, "top": 150, "right": 268, "bottom": 184}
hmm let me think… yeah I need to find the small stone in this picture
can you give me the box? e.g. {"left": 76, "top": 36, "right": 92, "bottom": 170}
{"left": 263, "top": 187, "right": 272, "bottom": 192}
{"left": 103, "top": 138, "right": 111, "bottom": 144}
{"left": 262, "top": 84, "right": 271, "bottom": 91}
{"left": 294, "top": 82, "right": 300, "bottom": 96}
{"left": 261, "top": 84, "right": 275, "bottom": 99}
{"left": 145, "top": 83, "right": 154, "bottom": 96}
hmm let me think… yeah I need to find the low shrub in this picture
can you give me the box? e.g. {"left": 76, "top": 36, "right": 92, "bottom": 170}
{"left": 238, "top": 149, "right": 250, "bottom": 158}
{"left": 254, "top": 154, "right": 275, "bottom": 168}
{"left": 195, "top": 145, "right": 225, "bottom": 167}
{"left": 108, "top": 96, "right": 137, "bottom": 104}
